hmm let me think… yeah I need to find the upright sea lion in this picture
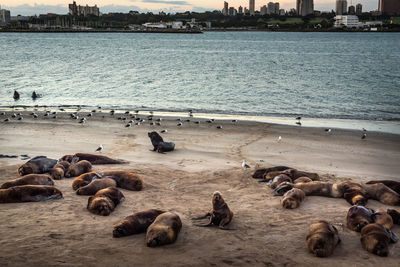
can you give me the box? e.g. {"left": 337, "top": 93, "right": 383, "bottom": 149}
{"left": 306, "top": 221, "right": 341, "bottom": 257}
{"left": 72, "top": 172, "right": 102, "bottom": 191}
{"left": 146, "top": 212, "right": 182, "bottom": 247}
{"left": 148, "top": 131, "right": 164, "bottom": 151}
{"left": 113, "top": 209, "right": 165, "bottom": 238}
{"left": 252, "top": 166, "right": 291, "bottom": 179}
{"left": 192, "top": 191, "right": 234, "bottom": 230}
{"left": 387, "top": 209, "right": 400, "bottom": 225}
{"left": 281, "top": 188, "right": 306, "bottom": 209}
{"left": 60, "top": 153, "right": 128, "bottom": 165}
{"left": 18, "top": 156, "right": 58, "bottom": 176}
{"left": 87, "top": 187, "right": 124, "bottom": 216}
{"left": 100, "top": 170, "right": 143, "bottom": 191}
{"left": 366, "top": 180, "right": 400, "bottom": 195}
{"left": 268, "top": 174, "right": 292, "bottom": 189}
{"left": 0, "top": 185, "right": 62, "bottom": 203}
{"left": 346, "top": 205, "right": 374, "bottom": 232}
{"left": 76, "top": 178, "right": 117, "bottom": 195}
{"left": 49, "top": 161, "right": 70, "bottom": 180}
{"left": 1, "top": 174, "right": 54, "bottom": 189}
{"left": 294, "top": 177, "right": 313, "bottom": 184}
{"left": 372, "top": 210, "right": 393, "bottom": 230}
{"left": 65, "top": 160, "right": 92, "bottom": 178}
{"left": 360, "top": 223, "right": 398, "bottom": 257}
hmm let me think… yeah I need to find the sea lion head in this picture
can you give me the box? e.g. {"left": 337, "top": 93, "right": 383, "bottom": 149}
{"left": 361, "top": 223, "right": 398, "bottom": 257}
{"left": 282, "top": 197, "right": 298, "bottom": 209}
{"left": 87, "top": 196, "right": 114, "bottom": 216}
{"left": 146, "top": 225, "right": 172, "bottom": 247}
{"left": 113, "top": 220, "right": 131, "bottom": 238}
{"left": 346, "top": 205, "right": 374, "bottom": 232}
{"left": 60, "top": 155, "right": 74, "bottom": 163}
{"left": 18, "top": 164, "right": 33, "bottom": 176}
{"left": 50, "top": 168, "right": 64, "bottom": 180}
{"left": 307, "top": 234, "right": 336, "bottom": 257}
{"left": 212, "top": 191, "right": 225, "bottom": 207}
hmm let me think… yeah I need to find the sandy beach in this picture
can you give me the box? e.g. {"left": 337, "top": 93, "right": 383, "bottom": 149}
{"left": 0, "top": 109, "right": 399, "bottom": 266}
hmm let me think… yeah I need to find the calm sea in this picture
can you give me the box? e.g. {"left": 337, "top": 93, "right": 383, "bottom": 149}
{"left": 1, "top": 32, "right": 400, "bottom": 122}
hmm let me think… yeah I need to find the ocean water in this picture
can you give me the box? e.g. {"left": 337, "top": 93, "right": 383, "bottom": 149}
{"left": 1, "top": 32, "right": 400, "bottom": 122}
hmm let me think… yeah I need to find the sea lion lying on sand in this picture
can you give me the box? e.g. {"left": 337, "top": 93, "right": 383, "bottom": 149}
{"left": 18, "top": 156, "right": 58, "bottom": 176}
{"left": 72, "top": 172, "right": 102, "bottom": 191}
{"left": 360, "top": 223, "right": 398, "bottom": 257}
{"left": 148, "top": 131, "right": 175, "bottom": 153}
{"left": 113, "top": 209, "right": 165, "bottom": 238}
{"left": 365, "top": 182, "right": 400, "bottom": 206}
{"left": 0, "top": 185, "right": 62, "bottom": 203}
{"left": 252, "top": 166, "right": 292, "bottom": 179}
{"left": 306, "top": 221, "right": 341, "bottom": 257}
{"left": 49, "top": 161, "right": 70, "bottom": 180}
{"left": 65, "top": 160, "right": 92, "bottom": 178}
{"left": 281, "top": 188, "right": 305, "bottom": 209}
{"left": 192, "top": 191, "right": 234, "bottom": 230}
{"left": 87, "top": 187, "right": 124, "bottom": 216}
{"left": 146, "top": 212, "right": 182, "bottom": 247}
{"left": 280, "top": 169, "right": 320, "bottom": 181}
{"left": 387, "top": 209, "right": 400, "bottom": 225}
{"left": 76, "top": 178, "right": 116, "bottom": 195}
{"left": 294, "top": 177, "right": 313, "bottom": 184}
{"left": 267, "top": 174, "right": 292, "bottom": 189}
{"left": 100, "top": 170, "right": 144, "bottom": 191}
{"left": 372, "top": 210, "right": 394, "bottom": 230}
{"left": 1, "top": 174, "right": 54, "bottom": 189}
{"left": 346, "top": 205, "right": 375, "bottom": 232}
{"left": 366, "top": 180, "right": 400, "bottom": 195}
{"left": 60, "top": 153, "right": 128, "bottom": 165}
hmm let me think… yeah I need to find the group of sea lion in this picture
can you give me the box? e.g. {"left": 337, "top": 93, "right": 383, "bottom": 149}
{"left": 253, "top": 166, "right": 400, "bottom": 257}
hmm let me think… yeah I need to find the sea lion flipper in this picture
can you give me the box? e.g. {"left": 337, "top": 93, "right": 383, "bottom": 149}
{"left": 389, "top": 230, "right": 399, "bottom": 243}
{"left": 192, "top": 213, "right": 211, "bottom": 220}
{"left": 194, "top": 223, "right": 212, "bottom": 227}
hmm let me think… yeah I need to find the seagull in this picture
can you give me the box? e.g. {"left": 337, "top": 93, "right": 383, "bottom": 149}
{"left": 1, "top": 112, "right": 6, "bottom": 115}
{"left": 150, "top": 111, "right": 154, "bottom": 115}
{"left": 362, "top": 128, "right": 367, "bottom": 132}
{"left": 325, "top": 128, "right": 331, "bottom": 132}
{"left": 156, "top": 122, "right": 162, "bottom": 126}
{"left": 150, "top": 122, "right": 155, "bottom": 126}
{"left": 96, "top": 144, "right": 103, "bottom": 152}
{"left": 242, "top": 160, "right": 250, "bottom": 169}
{"left": 232, "top": 119, "right": 237, "bottom": 123}
{"left": 195, "top": 121, "right": 200, "bottom": 124}
{"left": 361, "top": 133, "right": 367, "bottom": 140}
{"left": 136, "top": 122, "right": 141, "bottom": 126}
{"left": 177, "top": 122, "right": 183, "bottom": 127}
{"left": 125, "top": 123, "right": 132, "bottom": 128}
{"left": 18, "top": 116, "right": 23, "bottom": 120}
{"left": 131, "top": 115, "right": 137, "bottom": 119}
{"left": 156, "top": 118, "right": 162, "bottom": 122}
{"left": 278, "top": 136, "right": 282, "bottom": 142}
{"left": 135, "top": 110, "right": 139, "bottom": 114}
{"left": 296, "top": 116, "right": 301, "bottom": 120}
{"left": 161, "top": 129, "right": 168, "bottom": 133}
{"left": 296, "top": 121, "right": 301, "bottom": 126}
{"left": 12, "top": 113, "right": 16, "bottom": 118}
{"left": 87, "top": 113, "right": 92, "bottom": 117}
{"left": 125, "top": 111, "right": 130, "bottom": 114}
{"left": 33, "top": 113, "right": 38, "bottom": 118}
{"left": 217, "top": 125, "right": 223, "bottom": 129}
{"left": 185, "top": 119, "right": 190, "bottom": 122}
{"left": 4, "top": 118, "right": 10, "bottom": 122}
{"left": 206, "top": 120, "right": 213, "bottom": 123}
{"left": 177, "top": 118, "right": 182, "bottom": 121}
{"left": 110, "top": 110, "right": 115, "bottom": 115}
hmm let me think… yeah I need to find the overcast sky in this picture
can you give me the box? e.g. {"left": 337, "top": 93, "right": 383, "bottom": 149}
{"left": 1, "top": 0, "right": 379, "bottom": 16}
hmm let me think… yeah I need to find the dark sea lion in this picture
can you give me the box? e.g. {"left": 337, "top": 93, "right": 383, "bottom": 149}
{"left": 65, "top": 160, "right": 92, "bottom": 178}
{"left": 339, "top": 181, "right": 369, "bottom": 206}
{"left": 113, "top": 209, "right": 165, "bottom": 238}
{"left": 72, "top": 172, "right": 102, "bottom": 191}
{"left": 100, "top": 170, "right": 143, "bottom": 191}
{"left": 76, "top": 178, "right": 117, "bottom": 195}
{"left": 365, "top": 183, "right": 400, "bottom": 206}
{"left": 360, "top": 223, "right": 398, "bottom": 257}
{"left": 156, "top": 142, "right": 175, "bottom": 153}
{"left": 49, "top": 161, "right": 70, "bottom": 180}
{"left": 192, "top": 191, "right": 234, "bottom": 230}
{"left": 0, "top": 185, "right": 62, "bottom": 203}
{"left": 18, "top": 156, "right": 58, "bottom": 176}
{"left": 252, "top": 166, "right": 291, "bottom": 179}
{"left": 1, "top": 174, "right": 54, "bottom": 189}
{"left": 387, "top": 209, "right": 400, "bottom": 225}
{"left": 372, "top": 210, "right": 393, "bottom": 230}
{"left": 294, "top": 176, "right": 313, "bottom": 184}
{"left": 148, "top": 131, "right": 164, "bottom": 151}
{"left": 269, "top": 174, "right": 292, "bottom": 189}
{"left": 281, "top": 188, "right": 306, "bottom": 209}
{"left": 280, "top": 169, "right": 320, "bottom": 181}
{"left": 146, "top": 212, "right": 182, "bottom": 247}
{"left": 13, "top": 90, "right": 20, "bottom": 100}
{"left": 60, "top": 153, "right": 128, "bottom": 165}
{"left": 366, "top": 180, "right": 400, "bottom": 195}
{"left": 87, "top": 187, "right": 124, "bottom": 216}
{"left": 306, "top": 221, "right": 341, "bottom": 257}
{"left": 346, "top": 205, "right": 374, "bottom": 232}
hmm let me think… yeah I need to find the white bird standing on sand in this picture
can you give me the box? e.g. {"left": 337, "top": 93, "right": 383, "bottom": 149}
{"left": 96, "top": 144, "right": 103, "bottom": 153}
{"left": 362, "top": 133, "right": 367, "bottom": 140}
{"left": 177, "top": 122, "right": 183, "bottom": 127}
{"left": 161, "top": 129, "right": 168, "bottom": 133}
{"left": 242, "top": 160, "right": 250, "bottom": 169}
{"left": 278, "top": 136, "right": 282, "bottom": 142}
{"left": 325, "top": 128, "right": 332, "bottom": 133}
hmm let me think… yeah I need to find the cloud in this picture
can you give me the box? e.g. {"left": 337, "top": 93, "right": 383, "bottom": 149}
{"left": 140, "top": 0, "right": 191, "bottom": 5}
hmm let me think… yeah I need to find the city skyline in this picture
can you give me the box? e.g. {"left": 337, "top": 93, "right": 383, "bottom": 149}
{"left": 1, "top": 0, "right": 379, "bottom": 16}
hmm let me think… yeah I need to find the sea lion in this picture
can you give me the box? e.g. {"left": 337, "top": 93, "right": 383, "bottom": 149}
{"left": 372, "top": 210, "right": 393, "bottom": 230}
{"left": 387, "top": 209, "right": 400, "bottom": 225}
{"left": 148, "top": 131, "right": 164, "bottom": 151}
{"left": 365, "top": 183, "right": 400, "bottom": 206}
{"left": 268, "top": 174, "right": 292, "bottom": 189}
{"left": 87, "top": 187, "right": 124, "bottom": 216}
{"left": 281, "top": 188, "right": 306, "bottom": 209}
{"left": 1, "top": 174, "right": 54, "bottom": 189}
{"left": 280, "top": 169, "right": 320, "bottom": 181}
{"left": 60, "top": 153, "right": 128, "bottom": 165}
{"left": 252, "top": 166, "right": 292, "bottom": 179}
{"left": 100, "top": 170, "right": 143, "bottom": 191}
{"left": 146, "top": 212, "right": 182, "bottom": 247}
{"left": 360, "top": 223, "right": 398, "bottom": 257}
{"left": 49, "top": 161, "right": 70, "bottom": 180}
{"left": 155, "top": 142, "right": 175, "bottom": 153}
{"left": 18, "top": 156, "right": 58, "bottom": 176}
{"left": 306, "top": 221, "right": 341, "bottom": 257}
{"left": 13, "top": 90, "right": 20, "bottom": 100}
{"left": 366, "top": 180, "right": 400, "bottom": 195}
{"left": 0, "top": 185, "right": 62, "bottom": 203}
{"left": 294, "top": 176, "right": 313, "bottom": 184}
{"left": 346, "top": 205, "right": 374, "bottom": 232}
{"left": 65, "top": 160, "right": 92, "bottom": 178}
{"left": 113, "top": 209, "right": 165, "bottom": 238}
{"left": 192, "top": 191, "right": 234, "bottom": 230}
{"left": 72, "top": 172, "right": 102, "bottom": 191}
{"left": 76, "top": 178, "right": 117, "bottom": 195}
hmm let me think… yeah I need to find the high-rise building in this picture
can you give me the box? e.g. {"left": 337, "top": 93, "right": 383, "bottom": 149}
{"left": 238, "top": 6, "right": 243, "bottom": 14}
{"left": 274, "top": 3, "right": 280, "bottom": 14}
{"left": 222, "top": 1, "right": 228, "bottom": 16}
{"left": 336, "top": 0, "right": 347, "bottom": 15}
{"left": 356, "top": 3, "right": 362, "bottom": 15}
{"left": 0, "top": 6, "right": 10, "bottom": 25}
{"left": 260, "top": 5, "right": 268, "bottom": 15}
{"left": 249, "top": 0, "right": 255, "bottom": 15}
{"left": 69, "top": 1, "right": 99, "bottom": 17}
{"left": 228, "top": 7, "right": 237, "bottom": 16}
{"left": 297, "top": 0, "right": 314, "bottom": 16}
{"left": 380, "top": 0, "right": 400, "bottom": 15}
{"left": 348, "top": 5, "right": 355, "bottom": 14}
{"left": 268, "top": 2, "right": 275, "bottom": 14}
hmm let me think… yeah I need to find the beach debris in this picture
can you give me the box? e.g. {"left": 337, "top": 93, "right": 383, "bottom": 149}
{"left": 150, "top": 111, "right": 154, "bottom": 115}
{"left": 217, "top": 125, "right": 223, "bottom": 129}
{"left": 13, "top": 90, "right": 20, "bottom": 100}
{"left": 161, "top": 129, "right": 168, "bottom": 133}
{"left": 95, "top": 144, "right": 103, "bottom": 153}
{"left": 242, "top": 160, "right": 250, "bottom": 169}
{"left": 278, "top": 136, "right": 282, "bottom": 142}
{"left": 361, "top": 133, "right": 367, "bottom": 140}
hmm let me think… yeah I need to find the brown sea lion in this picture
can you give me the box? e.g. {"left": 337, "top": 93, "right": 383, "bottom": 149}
{"left": 1, "top": 174, "right": 54, "bottom": 189}
{"left": 365, "top": 183, "right": 400, "bottom": 206}
{"left": 49, "top": 161, "right": 70, "bottom": 180}
{"left": 252, "top": 166, "right": 291, "bottom": 179}
{"left": 360, "top": 223, "right": 398, "bottom": 257}
{"left": 269, "top": 174, "right": 292, "bottom": 189}
{"left": 192, "top": 191, "right": 234, "bottom": 230}
{"left": 65, "top": 160, "right": 92, "bottom": 178}
{"left": 281, "top": 188, "right": 306, "bottom": 209}
{"left": 346, "top": 205, "right": 374, "bottom": 232}
{"left": 294, "top": 176, "right": 313, "bottom": 184}
{"left": 76, "top": 178, "right": 117, "bottom": 195}
{"left": 100, "top": 170, "right": 143, "bottom": 191}
{"left": 280, "top": 169, "right": 320, "bottom": 181}
{"left": 113, "top": 209, "right": 165, "bottom": 238}
{"left": 366, "top": 180, "right": 400, "bottom": 195}
{"left": 72, "top": 172, "right": 102, "bottom": 191}
{"left": 372, "top": 210, "right": 393, "bottom": 230}
{"left": 0, "top": 185, "right": 62, "bottom": 203}
{"left": 87, "top": 187, "right": 124, "bottom": 216}
{"left": 146, "top": 212, "right": 182, "bottom": 247}
{"left": 387, "top": 209, "right": 400, "bottom": 224}
{"left": 18, "top": 156, "right": 58, "bottom": 176}
{"left": 60, "top": 153, "right": 128, "bottom": 165}
{"left": 306, "top": 221, "right": 341, "bottom": 257}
